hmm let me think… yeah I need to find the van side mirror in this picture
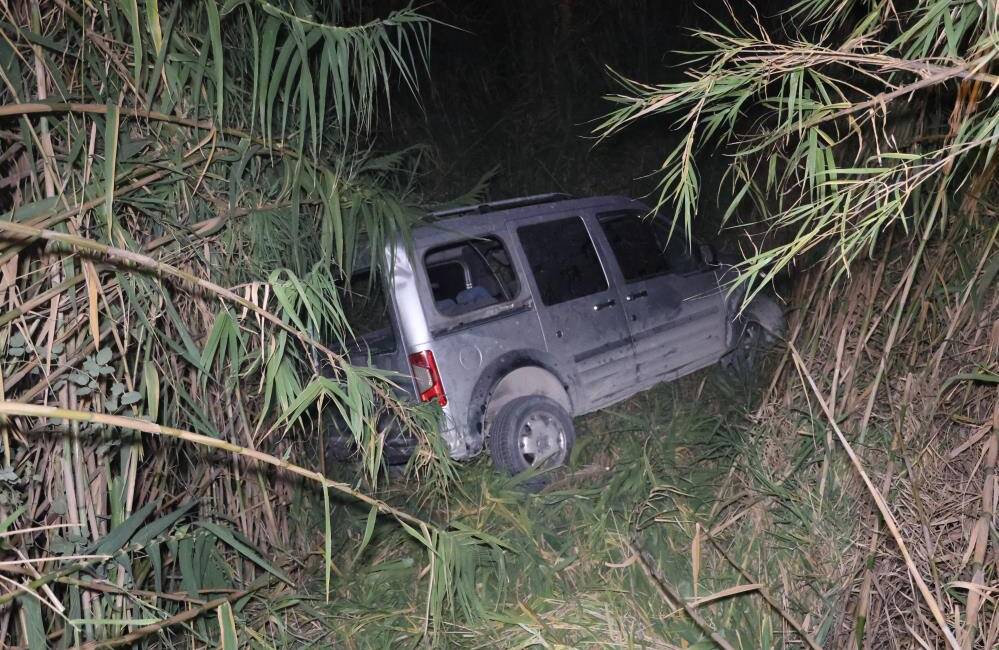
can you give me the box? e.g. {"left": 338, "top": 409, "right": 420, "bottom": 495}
{"left": 699, "top": 243, "right": 718, "bottom": 266}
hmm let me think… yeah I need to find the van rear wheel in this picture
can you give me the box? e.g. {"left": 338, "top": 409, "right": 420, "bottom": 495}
{"left": 488, "top": 395, "right": 574, "bottom": 491}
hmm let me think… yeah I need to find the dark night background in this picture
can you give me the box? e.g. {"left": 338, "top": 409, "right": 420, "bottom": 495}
{"left": 357, "top": 0, "right": 790, "bottom": 231}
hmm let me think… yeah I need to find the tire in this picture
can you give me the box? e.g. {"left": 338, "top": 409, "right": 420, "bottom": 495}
{"left": 488, "top": 395, "right": 575, "bottom": 491}
{"left": 724, "top": 320, "right": 768, "bottom": 378}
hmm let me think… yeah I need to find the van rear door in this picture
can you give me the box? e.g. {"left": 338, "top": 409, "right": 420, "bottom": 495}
{"left": 341, "top": 269, "right": 414, "bottom": 398}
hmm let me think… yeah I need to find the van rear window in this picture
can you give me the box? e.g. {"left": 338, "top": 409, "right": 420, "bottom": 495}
{"left": 427, "top": 261, "right": 467, "bottom": 302}
{"left": 424, "top": 236, "right": 520, "bottom": 317}
{"left": 341, "top": 271, "right": 396, "bottom": 354}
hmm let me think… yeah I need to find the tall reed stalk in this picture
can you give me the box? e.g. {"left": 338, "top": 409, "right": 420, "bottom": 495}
{"left": 598, "top": 1, "right": 999, "bottom": 645}
{"left": 0, "top": 1, "right": 485, "bottom": 646}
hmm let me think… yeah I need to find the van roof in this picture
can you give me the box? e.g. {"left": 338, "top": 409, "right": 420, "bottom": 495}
{"left": 428, "top": 193, "right": 571, "bottom": 218}
{"left": 413, "top": 194, "right": 647, "bottom": 245}
{"left": 351, "top": 195, "right": 648, "bottom": 271}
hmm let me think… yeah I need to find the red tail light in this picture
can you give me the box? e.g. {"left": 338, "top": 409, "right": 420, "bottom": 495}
{"left": 408, "top": 350, "right": 447, "bottom": 407}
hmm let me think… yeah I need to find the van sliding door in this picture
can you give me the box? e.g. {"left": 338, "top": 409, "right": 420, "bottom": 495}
{"left": 515, "top": 215, "right": 637, "bottom": 410}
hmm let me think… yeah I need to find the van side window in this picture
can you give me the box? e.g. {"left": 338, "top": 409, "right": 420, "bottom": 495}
{"left": 424, "top": 236, "right": 520, "bottom": 317}
{"left": 598, "top": 211, "right": 697, "bottom": 280}
{"left": 517, "top": 217, "right": 608, "bottom": 305}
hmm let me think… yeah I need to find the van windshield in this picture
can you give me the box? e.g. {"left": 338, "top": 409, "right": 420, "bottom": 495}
{"left": 341, "top": 271, "right": 396, "bottom": 354}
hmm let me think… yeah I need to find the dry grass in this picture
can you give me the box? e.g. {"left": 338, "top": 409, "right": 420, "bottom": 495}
{"left": 738, "top": 205, "right": 998, "bottom": 648}
{"left": 591, "top": 2, "right": 999, "bottom": 644}
{"left": 1, "top": 1, "right": 997, "bottom": 647}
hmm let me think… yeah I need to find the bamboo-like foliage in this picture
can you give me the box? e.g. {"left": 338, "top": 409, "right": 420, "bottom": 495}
{"left": 0, "top": 1, "right": 486, "bottom": 647}
{"left": 598, "top": 0, "right": 998, "bottom": 302}
{"left": 598, "top": 1, "right": 998, "bottom": 647}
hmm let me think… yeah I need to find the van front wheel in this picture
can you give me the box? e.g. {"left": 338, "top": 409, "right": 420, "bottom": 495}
{"left": 724, "top": 320, "right": 770, "bottom": 378}
{"left": 488, "top": 395, "right": 575, "bottom": 491}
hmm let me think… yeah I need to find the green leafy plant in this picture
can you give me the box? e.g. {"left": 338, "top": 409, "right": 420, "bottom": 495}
{"left": 0, "top": 1, "right": 485, "bottom": 647}
{"left": 597, "top": 2, "right": 998, "bottom": 648}
{"left": 598, "top": 0, "right": 998, "bottom": 302}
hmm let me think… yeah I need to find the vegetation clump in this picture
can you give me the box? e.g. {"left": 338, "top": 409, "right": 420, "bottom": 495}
{"left": 1, "top": 0, "right": 996, "bottom": 648}
{"left": 0, "top": 1, "right": 480, "bottom": 646}
{"left": 598, "top": 0, "right": 999, "bottom": 646}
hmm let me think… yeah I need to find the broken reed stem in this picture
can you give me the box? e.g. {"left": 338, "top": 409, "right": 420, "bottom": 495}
{"left": 54, "top": 576, "right": 208, "bottom": 605}
{"left": 629, "top": 539, "right": 737, "bottom": 650}
{"left": 854, "top": 442, "right": 895, "bottom": 648}
{"left": 959, "top": 388, "right": 999, "bottom": 649}
{"left": 0, "top": 220, "right": 412, "bottom": 419}
{"left": 0, "top": 155, "right": 203, "bottom": 265}
{"left": 73, "top": 579, "right": 271, "bottom": 650}
{"left": 858, "top": 204, "right": 938, "bottom": 440}
{"left": 0, "top": 560, "right": 103, "bottom": 609}
{"left": 0, "top": 205, "right": 291, "bottom": 320}
{"left": 0, "top": 220, "right": 347, "bottom": 369}
{"left": 0, "top": 101, "right": 294, "bottom": 155}
{"left": 930, "top": 224, "right": 999, "bottom": 382}
{"left": 788, "top": 344, "right": 960, "bottom": 650}
{"left": 703, "top": 533, "right": 822, "bottom": 650}
{"left": 0, "top": 402, "right": 439, "bottom": 534}
{"left": 856, "top": 376, "right": 913, "bottom": 647}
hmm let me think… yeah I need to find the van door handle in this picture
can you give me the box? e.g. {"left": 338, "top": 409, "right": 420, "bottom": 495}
{"left": 625, "top": 290, "right": 648, "bottom": 302}
{"left": 593, "top": 299, "right": 617, "bottom": 311}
